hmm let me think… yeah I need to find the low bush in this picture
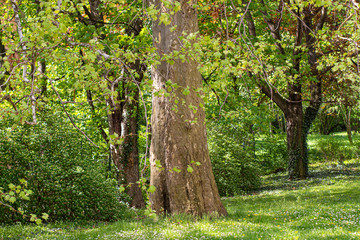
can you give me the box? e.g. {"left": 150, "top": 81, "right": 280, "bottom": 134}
{"left": 207, "top": 121, "right": 261, "bottom": 196}
{"left": 0, "top": 115, "right": 128, "bottom": 224}
{"left": 312, "top": 134, "right": 360, "bottom": 164}
{"left": 256, "top": 134, "right": 288, "bottom": 174}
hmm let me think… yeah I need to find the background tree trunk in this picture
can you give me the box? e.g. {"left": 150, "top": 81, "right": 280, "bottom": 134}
{"left": 285, "top": 103, "right": 307, "bottom": 180}
{"left": 149, "top": 0, "right": 227, "bottom": 216}
{"left": 86, "top": 0, "right": 145, "bottom": 208}
{"left": 344, "top": 105, "right": 353, "bottom": 144}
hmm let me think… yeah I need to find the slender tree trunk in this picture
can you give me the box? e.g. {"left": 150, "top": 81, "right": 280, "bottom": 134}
{"left": 107, "top": 76, "right": 145, "bottom": 208}
{"left": 85, "top": 0, "right": 145, "bottom": 208}
{"left": 122, "top": 59, "right": 146, "bottom": 208}
{"left": 344, "top": 105, "right": 353, "bottom": 144}
{"left": 122, "top": 96, "right": 144, "bottom": 208}
{"left": 149, "top": 0, "right": 227, "bottom": 216}
{"left": 255, "top": 4, "right": 325, "bottom": 180}
{"left": 0, "top": 22, "right": 7, "bottom": 87}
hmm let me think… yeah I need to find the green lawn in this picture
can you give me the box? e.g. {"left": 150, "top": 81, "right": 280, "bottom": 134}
{"left": 2, "top": 159, "right": 360, "bottom": 240}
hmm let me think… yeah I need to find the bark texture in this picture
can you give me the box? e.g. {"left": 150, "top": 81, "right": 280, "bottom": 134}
{"left": 149, "top": 0, "right": 227, "bottom": 216}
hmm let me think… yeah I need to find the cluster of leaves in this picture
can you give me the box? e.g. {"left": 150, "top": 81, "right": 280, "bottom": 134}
{"left": 256, "top": 133, "right": 288, "bottom": 174}
{"left": 311, "top": 134, "right": 360, "bottom": 163}
{"left": 0, "top": 179, "right": 48, "bottom": 225}
{"left": 0, "top": 113, "right": 129, "bottom": 224}
{"left": 207, "top": 120, "right": 261, "bottom": 196}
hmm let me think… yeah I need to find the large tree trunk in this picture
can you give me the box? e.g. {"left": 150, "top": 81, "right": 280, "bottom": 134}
{"left": 149, "top": 0, "right": 227, "bottom": 216}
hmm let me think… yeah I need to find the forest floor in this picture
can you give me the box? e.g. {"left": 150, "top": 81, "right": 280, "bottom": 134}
{"left": 1, "top": 157, "right": 360, "bottom": 240}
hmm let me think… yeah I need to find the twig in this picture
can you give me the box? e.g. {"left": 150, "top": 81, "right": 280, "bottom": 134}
{"left": 218, "top": 87, "right": 229, "bottom": 119}
{"left": 43, "top": 73, "right": 99, "bottom": 148}
{"left": 0, "top": 61, "right": 26, "bottom": 89}
{"left": 10, "top": 0, "right": 29, "bottom": 82}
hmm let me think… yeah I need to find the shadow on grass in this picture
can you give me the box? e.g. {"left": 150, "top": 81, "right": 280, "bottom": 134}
{"left": 259, "top": 162, "right": 360, "bottom": 192}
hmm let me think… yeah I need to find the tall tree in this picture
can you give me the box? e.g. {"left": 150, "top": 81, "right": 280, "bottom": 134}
{"left": 196, "top": 0, "right": 355, "bottom": 179}
{"left": 149, "top": 0, "right": 227, "bottom": 216}
{"left": 240, "top": 1, "right": 326, "bottom": 179}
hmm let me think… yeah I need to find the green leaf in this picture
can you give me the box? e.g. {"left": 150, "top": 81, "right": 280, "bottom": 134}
{"left": 159, "top": 13, "right": 171, "bottom": 26}
{"left": 42, "top": 213, "right": 49, "bottom": 220}
{"left": 187, "top": 166, "right": 193, "bottom": 173}
{"left": 155, "top": 160, "right": 162, "bottom": 169}
{"left": 19, "top": 179, "right": 27, "bottom": 185}
{"left": 148, "top": 185, "right": 156, "bottom": 193}
{"left": 30, "top": 214, "right": 37, "bottom": 222}
{"left": 182, "top": 87, "right": 190, "bottom": 96}
{"left": 119, "top": 185, "right": 125, "bottom": 193}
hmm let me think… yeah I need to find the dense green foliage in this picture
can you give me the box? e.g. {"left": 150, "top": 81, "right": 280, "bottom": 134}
{"left": 309, "top": 133, "right": 360, "bottom": 163}
{"left": 0, "top": 114, "right": 128, "bottom": 224}
{"left": 207, "top": 121, "right": 261, "bottom": 196}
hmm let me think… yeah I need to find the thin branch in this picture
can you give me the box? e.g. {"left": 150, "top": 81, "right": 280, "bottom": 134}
{"left": 87, "top": 89, "right": 109, "bottom": 143}
{"left": 0, "top": 61, "right": 25, "bottom": 89}
{"left": 0, "top": 199, "right": 22, "bottom": 214}
{"left": 202, "top": 70, "right": 220, "bottom": 105}
{"left": 284, "top": 3, "right": 317, "bottom": 38}
{"left": 43, "top": 73, "right": 99, "bottom": 148}
{"left": 25, "top": 61, "right": 37, "bottom": 125}
{"left": 218, "top": 87, "right": 229, "bottom": 119}
{"left": 0, "top": 94, "right": 18, "bottom": 111}
{"left": 10, "top": 0, "right": 29, "bottom": 82}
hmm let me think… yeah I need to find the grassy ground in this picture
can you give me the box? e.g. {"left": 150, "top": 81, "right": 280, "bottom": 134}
{"left": 1, "top": 133, "right": 360, "bottom": 239}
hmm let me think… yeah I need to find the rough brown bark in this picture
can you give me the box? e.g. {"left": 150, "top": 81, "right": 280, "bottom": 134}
{"left": 285, "top": 103, "right": 306, "bottom": 180}
{"left": 149, "top": 0, "right": 227, "bottom": 216}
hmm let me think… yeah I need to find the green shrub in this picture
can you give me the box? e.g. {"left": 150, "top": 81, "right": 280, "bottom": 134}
{"left": 313, "top": 135, "right": 360, "bottom": 163}
{"left": 256, "top": 134, "right": 288, "bottom": 174}
{"left": 207, "top": 121, "right": 261, "bottom": 196}
{"left": 0, "top": 115, "right": 128, "bottom": 224}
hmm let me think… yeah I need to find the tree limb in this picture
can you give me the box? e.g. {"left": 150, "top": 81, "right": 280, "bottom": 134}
{"left": 10, "top": 0, "right": 29, "bottom": 82}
